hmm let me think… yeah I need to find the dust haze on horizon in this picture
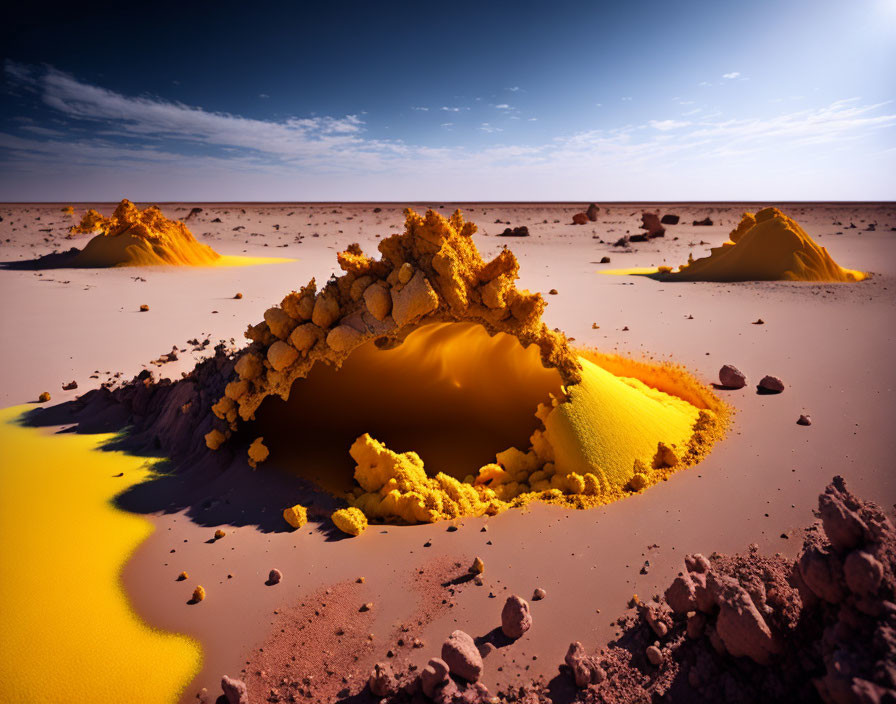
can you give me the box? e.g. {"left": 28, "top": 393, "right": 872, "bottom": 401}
{"left": 2, "top": 0, "right": 895, "bottom": 202}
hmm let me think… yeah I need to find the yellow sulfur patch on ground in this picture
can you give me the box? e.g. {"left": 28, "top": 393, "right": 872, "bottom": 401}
{"left": 667, "top": 208, "right": 868, "bottom": 282}
{"left": 597, "top": 267, "right": 661, "bottom": 276}
{"left": 0, "top": 405, "right": 201, "bottom": 703}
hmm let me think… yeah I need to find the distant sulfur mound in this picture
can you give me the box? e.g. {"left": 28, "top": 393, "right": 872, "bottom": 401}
{"left": 69, "top": 199, "right": 221, "bottom": 267}
{"left": 667, "top": 207, "right": 867, "bottom": 282}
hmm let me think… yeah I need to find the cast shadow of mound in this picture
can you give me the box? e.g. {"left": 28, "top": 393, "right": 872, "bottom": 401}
{"left": 0, "top": 249, "right": 80, "bottom": 270}
{"left": 16, "top": 398, "right": 344, "bottom": 535}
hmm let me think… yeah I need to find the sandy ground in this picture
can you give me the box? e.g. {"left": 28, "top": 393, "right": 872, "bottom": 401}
{"left": 1, "top": 201, "right": 894, "bottom": 702}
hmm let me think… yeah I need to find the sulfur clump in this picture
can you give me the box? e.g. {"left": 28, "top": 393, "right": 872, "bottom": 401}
{"left": 332, "top": 507, "right": 368, "bottom": 536}
{"left": 191, "top": 585, "right": 205, "bottom": 602}
{"left": 664, "top": 207, "right": 867, "bottom": 282}
{"left": 283, "top": 503, "right": 308, "bottom": 529}
{"left": 68, "top": 199, "right": 222, "bottom": 267}
{"left": 198, "top": 207, "right": 727, "bottom": 527}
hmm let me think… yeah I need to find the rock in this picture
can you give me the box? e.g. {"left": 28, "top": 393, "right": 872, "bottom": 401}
{"left": 283, "top": 503, "right": 308, "bottom": 529}
{"left": 441, "top": 630, "right": 483, "bottom": 682}
{"left": 758, "top": 375, "right": 785, "bottom": 393}
{"left": 799, "top": 545, "right": 847, "bottom": 603}
{"left": 820, "top": 485, "right": 868, "bottom": 552}
{"left": 221, "top": 675, "right": 249, "bottom": 704}
{"left": 326, "top": 324, "right": 364, "bottom": 352}
{"left": 499, "top": 226, "right": 530, "bottom": 237}
{"left": 192, "top": 585, "right": 206, "bottom": 602}
{"left": 640, "top": 600, "right": 672, "bottom": 638}
{"left": 564, "top": 642, "right": 605, "bottom": 688}
{"left": 719, "top": 364, "right": 747, "bottom": 389}
{"left": 532, "top": 587, "right": 546, "bottom": 601}
{"left": 268, "top": 568, "right": 282, "bottom": 585}
{"left": 646, "top": 645, "right": 663, "bottom": 666}
{"left": 363, "top": 282, "right": 392, "bottom": 321}
{"left": 640, "top": 213, "right": 665, "bottom": 238}
{"left": 469, "top": 556, "right": 485, "bottom": 574}
{"left": 693, "top": 217, "right": 713, "bottom": 226}
{"left": 38, "top": 391, "right": 51, "bottom": 403}
{"left": 586, "top": 204, "right": 600, "bottom": 221}
{"left": 600, "top": 256, "right": 611, "bottom": 263}
{"left": 665, "top": 573, "right": 697, "bottom": 614}
{"left": 797, "top": 414, "right": 812, "bottom": 426}
{"left": 214, "top": 529, "right": 226, "bottom": 539}
{"left": 139, "top": 304, "right": 149, "bottom": 312}
{"left": 686, "top": 611, "right": 706, "bottom": 639}
{"left": 62, "top": 380, "right": 78, "bottom": 391}
{"left": 572, "top": 212, "right": 588, "bottom": 225}
{"left": 844, "top": 550, "right": 883, "bottom": 596}
{"left": 420, "top": 657, "right": 450, "bottom": 697}
{"left": 501, "top": 595, "right": 532, "bottom": 639}
{"left": 660, "top": 214, "right": 680, "bottom": 225}
{"left": 369, "top": 662, "right": 398, "bottom": 697}
{"left": 709, "top": 572, "right": 780, "bottom": 665}
{"left": 685, "top": 553, "right": 711, "bottom": 574}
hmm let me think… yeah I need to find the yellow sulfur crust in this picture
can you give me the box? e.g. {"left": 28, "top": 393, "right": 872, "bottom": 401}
{"left": 331, "top": 507, "right": 368, "bottom": 536}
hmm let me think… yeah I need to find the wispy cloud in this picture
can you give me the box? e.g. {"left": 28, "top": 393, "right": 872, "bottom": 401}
{"left": 479, "top": 123, "right": 503, "bottom": 133}
{"left": 722, "top": 72, "right": 741, "bottom": 80}
{"left": 649, "top": 120, "right": 692, "bottom": 131}
{"left": 440, "top": 106, "right": 467, "bottom": 112}
{"left": 411, "top": 106, "right": 429, "bottom": 111}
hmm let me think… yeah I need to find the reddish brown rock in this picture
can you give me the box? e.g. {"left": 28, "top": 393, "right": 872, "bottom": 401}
{"left": 501, "top": 595, "right": 532, "bottom": 639}
{"left": 441, "top": 630, "right": 483, "bottom": 682}
{"left": 719, "top": 364, "right": 747, "bottom": 389}
{"left": 221, "top": 675, "right": 249, "bottom": 704}
{"left": 844, "top": 550, "right": 884, "bottom": 596}
{"left": 758, "top": 375, "right": 785, "bottom": 393}
{"left": 572, "top": 212, "right": 588, "bottom": 225}
{"left": 586, "top": 204, "right": 600, "bottom": 221}
{"left": 665, "top": 573, "right": 697, "bottom": 614}
{"left": 564, "top": 641, "right": 605, "bottom": 688}
{"left": 640, "top": 212, "right": 665, "bottom": 238}
{"left": 369, "top": 662, "right": 398, "bottom": 697}
{"left": 420, "top": 657, "right": 450, "bottom": 698}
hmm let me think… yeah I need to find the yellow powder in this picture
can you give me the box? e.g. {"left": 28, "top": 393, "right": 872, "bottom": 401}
{"left": 0, "top": 406, "right": 201, "bottom": 702}
{"left": 667, "top": 207, "right": 868, "bottom": 282}
{"left": 332, "top": 507, "right": 368, "bottom": 536}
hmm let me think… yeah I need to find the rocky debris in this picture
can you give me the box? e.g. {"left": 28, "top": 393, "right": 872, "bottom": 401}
{"left": 498, "top": 226, "right": 530, "bottom": 237}
{"left": 645, "top": 644, "right": 663, "bottom": 666}
{"left": 572, "top": 212, "right": 589, "bottom": 225}
{"left": 177, "top": 571, "right": 188, "bottom": 580}
{"left": 369, "top": 662, "right": 398, "bottom": 697}
{"left": 62, "top": 380, "right": 78, "bottom": 391}
{"left": 420, "top": 657, "right": 450, "bottom": 697}
{"left": 660, "top": 214, "right": 680, "bottom": 225}
{"left": 586, "top": 204, "right": 600, "bottom": 222}
{"left": 214, "top": 529, "right": 226, "bottom": 539}
{"left": 599, "top": 256, "right": 611, "bottom": 263}
{"left": 267, "top": 568, "right": 282, "bottom": 585}
{"left": 469, "top": 557, "right": 485, "bottom": 574}
{"left": 758, "top": 375, "right": 785, "bottom": 393}
{"left": 797, "top": 414, "right": 812, "bottom": 426}
{"left": 612, "top": 236, "right": 630, "bottom": 247}
{"left": 139, "top": 304, "right": 149, "bottom": 312}
{"left": 501, "top": 595, "right": 532, "bottom": 639}
{"left": 441, "top": 630, "right": 483, "bottom": 682}
{"left": 753, "top": 318, "right": 765, "bottom": 324}
{"left": 234, "top": 292, "right": 243, "bottom": 299}
{"left": 564, "top": 641, "right": 605, "bottom": 687}
{"left": 718, "top": 364, "right": 747, "bottom": 389}
{"left": 38, "top": 391, "right": 51, "bottom": 403}
{"left": 220, "top": 675, "right": 249, "bottom": 704}
{"left": 693, "top": 217, "right": 713, "bottom": 226}
{"left": 185, "top": 207, "right": 203, "bottom": 219}
{"left": 533, "top": 587, "right": 546, "bottom": 601}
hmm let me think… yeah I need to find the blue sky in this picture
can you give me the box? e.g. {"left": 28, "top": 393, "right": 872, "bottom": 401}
{"left": 2, "top": 0, "right": 894, "bottom": 200}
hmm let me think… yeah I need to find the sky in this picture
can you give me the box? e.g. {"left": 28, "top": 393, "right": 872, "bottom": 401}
{"left": 2, "top": 0, "right": 895, "bottom": 201}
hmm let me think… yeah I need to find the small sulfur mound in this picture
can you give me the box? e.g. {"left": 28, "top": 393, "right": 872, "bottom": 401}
{"left": 69, "top": 199, "right": 222, "bottom": 267}
{"left": 332, "top": 507, "right": 368, "bottom": 536}
{"left": 191, "top": 585, "right": 205, "bottom": 602}
{"left": 283, "top": 503, "right": 308, "bottom": 529}
{"left": 214, "top": 529, "right": 226, "bottom": 540}
{"left": 38, "top": 392, "right": 51, "bottom": 403}
{"left": 665, "top": 207, "right": 867, "bottom": 282}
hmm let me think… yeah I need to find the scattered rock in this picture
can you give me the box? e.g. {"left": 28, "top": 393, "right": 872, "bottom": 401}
{"left": 441, "top": 630, "right": 483, "bottom": 682}
{"left": 139, "top": 304, "right": 149, "bottom": 312}
{"left": 586, "top": 204, "right": 600, "bottom": 221}
{"left": 221, "top": 675, "right": 249, "bottom": 704}
{"left": 758, "top": 375, "right": 785, "bottom": 393}
{"left": 234, "top": 292, "right": 243, "bottom": 299}
{"left": 532, "top": 587, "right": 546, "bottom": 601}
{"left": 62, "top": 380, "right": 78, "bottom": 391}
{"left": 420, "top": 657, "right": 450, "bottom": 697}
{"left": 660, "top": 214, "right": 680, "bottom": 225}
{"left": 191, "top": 585, "right": 206, "bottom": 603}
{"left": 214, "top": 529, "right": 226, "bottom": 539}
{"left": 646, "top": 645, "right": 663, "bottom": 666}
{"left": 38, "top": 391, "right": 51, "bottom": 403}
{"left": 693, "top": 217, "right": 713, "bottom": 226}
{"left": 501, "top": 595, "right": 532, "bottom": 639}
{"left": 719, "top": 364, "right": 747, "bottom": 389}
{"left": 564, "top": 641, "right": 605, "bottom": 688}
{"left": 639, "top": 213, "right": 666, "bottom": 239}
{"left": 599, "top": 256, "right": 611, "bottom": 263}
{"left": 368, "top": 662, "right": 398, "bottom": 697}
{"left": 797, "top": 414, "right": 812, "bottom": 426}
{"left": 469, "top": 557, "right": 485, "bottom": 574}
{"left": 572, "top": 213, "right": 589, "bottom": 225}
{"left": 267, "top": 568, "right": 282, "bottom": 585}
{"left": 499, "top": 226, "right": 530, "bottom": 237}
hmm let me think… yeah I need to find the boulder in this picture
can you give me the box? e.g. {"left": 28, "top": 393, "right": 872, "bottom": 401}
{"left": 501, "top": 595, "right": 532, "bottom": 639}
{"left": 586, "top": 204, "right": 600, "bottom": 221}
{"left": 441, "top": 630, "right": 483, "bottom": 682}
{"left": 565, "top": 642, "right": 605, "bottom": 688}
{"left": 719, "top": 364, "right": 747, "bottom": 389}
{"left": 572, "top": 213, "right": 589, "bottom": 225}
{"left": 221, "top": 675, "right": 249, "bottom": 704}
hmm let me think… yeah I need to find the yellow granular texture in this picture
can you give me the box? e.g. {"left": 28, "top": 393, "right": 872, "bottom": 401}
{"left": 0, "top": 406, "right": 201, "bottom": 702}
{"left": 667, "top": 207, "right": 868, "bottom": 282}
{"left": 247, "top": 436, "right": 269, "bottom": 469}
{"left": 283, "top": 503, "right": 308, "bottom": 529}
{"left": 331, "top": 507, "right": 368, "bottom": 536}
{"left": 69, "top": 199, "right": 222, "bottom": 267}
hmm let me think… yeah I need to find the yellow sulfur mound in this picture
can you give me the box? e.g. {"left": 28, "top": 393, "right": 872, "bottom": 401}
{"left": 69, "top": 199, "right": 222, "bottom": 267}
{"left": 191, "top": 585, "right": 206, "bottom": 602}
{"left": 283, "top": 503, "right": 308, "bottom": 529}
{"left": 666, "top": 207, "right": 867, "bottom": 282}
{"left": 331, "top": 507, "right": 368, "bottom": 536}
{"left": 204, "top": 207, "right": 727, "bottom": 525}
{"left": 247, "top": 437, "right": 269, "bottom": 469}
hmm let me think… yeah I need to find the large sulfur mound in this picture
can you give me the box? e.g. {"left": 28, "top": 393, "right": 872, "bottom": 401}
{"left": 68, "top": 199, "right": 222, "bottom": 267}
{"left": 666, "top": 207, "right": 867, "bottom": 282}
{"left": 195, "top": 207, "right": 727, "bottom": 525}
